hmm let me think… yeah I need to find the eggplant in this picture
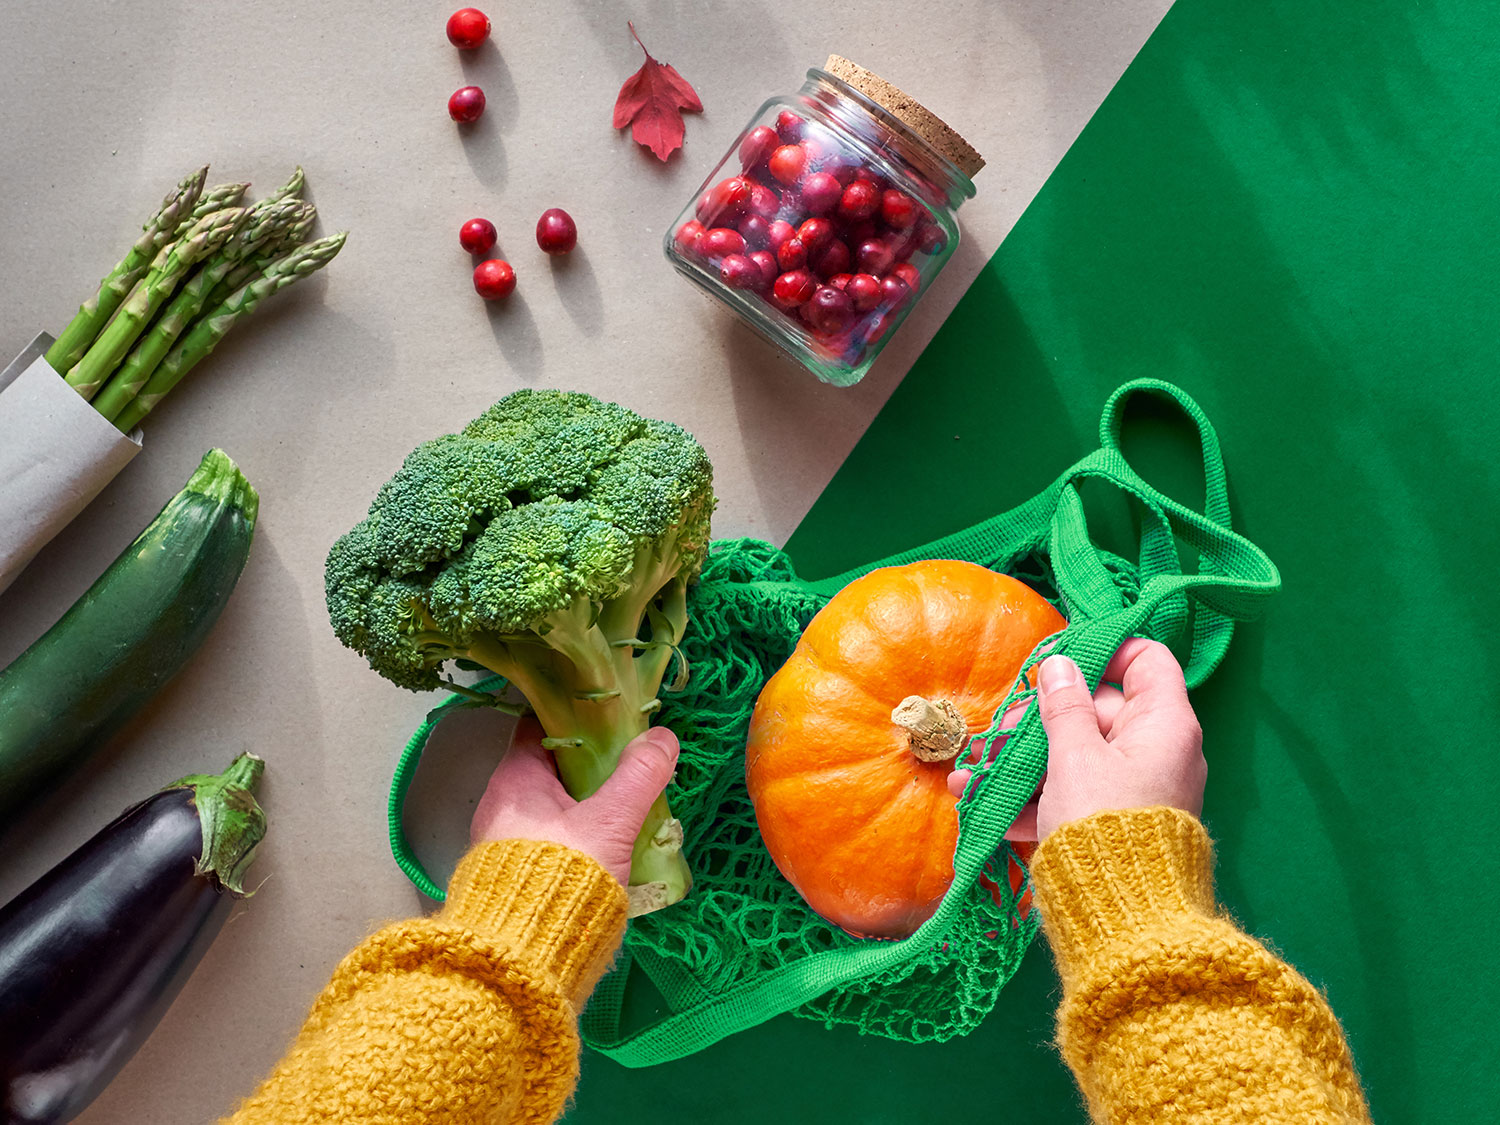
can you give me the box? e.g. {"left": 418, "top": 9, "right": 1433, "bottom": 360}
{"left": 0, "top": 754, "right": 267, "bottom": 1124}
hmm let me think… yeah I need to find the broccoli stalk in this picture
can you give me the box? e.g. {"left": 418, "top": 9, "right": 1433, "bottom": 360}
{"left": 325, "top": 390, "right": 714, "bottom": 915}
{"left": 405, "top": 541, "right": 697, "bottom": 910}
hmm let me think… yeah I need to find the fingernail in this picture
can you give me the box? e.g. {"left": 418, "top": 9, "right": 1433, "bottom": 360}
{"left": 1038, "top": 656, "right": 1080, "bottom": 694}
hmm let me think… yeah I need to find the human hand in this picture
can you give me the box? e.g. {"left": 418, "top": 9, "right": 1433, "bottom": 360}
{"left": 946, "top": 638, "right": 1205, "bottom": 843}
{"left": 470, "top": 716, "right": 681, "bottom": 885}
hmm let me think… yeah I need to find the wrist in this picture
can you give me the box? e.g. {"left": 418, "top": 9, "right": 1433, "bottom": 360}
{"left": 1030, "top": 807, "right": 1216, "bottom": 982}
{"left": 441, "top": 838, "right": 629, "bottom": 1005}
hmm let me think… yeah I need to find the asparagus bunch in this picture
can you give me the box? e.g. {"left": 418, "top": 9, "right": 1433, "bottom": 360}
{"left": 44, "top": 167, "right": 208, "bottom": 371}
{"left": 91, "top": 199, "right": 313, "bottom": 421}
{"left": 66, "top": 206, "right": 250, "bottom": 400}
{"left": 43, "top": 165, "right": 345, "bottom": 432}
{"left": 112, "top": 233, "right": 347, "bottom": 432}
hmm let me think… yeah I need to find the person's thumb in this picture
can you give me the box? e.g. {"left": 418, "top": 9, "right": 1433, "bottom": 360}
{"left": 588, "top": 727, "right": 680, "bottom": 829}
{"left": 1035, "top": 656, "right": 1102, "bottom": 757}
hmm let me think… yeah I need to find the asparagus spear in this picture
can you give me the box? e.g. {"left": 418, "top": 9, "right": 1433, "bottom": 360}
{"left": 64, "top": 207, "right": 249, "bottom": 400}
{"left": 264, "top": 166, "right": 305, "bottom": 203}
{"left": 44, "top": 167, "right": 208, "bottom": 372}
{"left": 113, "top": 232, "right": 347, "bottom": 431}
{"left": 93, "top": 199, "right": 309, "bottom": 421}
{"left": 267, "top": 201, "right": 316, "bottom": 245}
{"left": 175, "top": 182, "right": 250, "bottom": 231}
{"left": 204, "top": 204, "right": 317, "bottom": 309}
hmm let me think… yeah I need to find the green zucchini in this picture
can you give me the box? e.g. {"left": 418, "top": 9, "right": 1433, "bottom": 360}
{"left": 0, "top": 449, "right": 258, "bottom": 823}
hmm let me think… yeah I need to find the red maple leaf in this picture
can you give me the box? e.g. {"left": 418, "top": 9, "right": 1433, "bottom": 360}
{"left": 612, "top": 22, "right": 703, "bottom": 162}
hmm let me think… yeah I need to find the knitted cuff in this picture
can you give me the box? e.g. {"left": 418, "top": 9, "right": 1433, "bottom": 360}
{"left": 1030, "top": 807, "right": 1218, "bottom": 983}
{"left": 441, "top": 839, "right": 629, "bottom": 1007}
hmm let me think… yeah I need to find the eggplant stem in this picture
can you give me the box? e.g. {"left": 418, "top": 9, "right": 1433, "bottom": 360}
{"left": 168, "top": 752, "right": 268, "bottom": 896}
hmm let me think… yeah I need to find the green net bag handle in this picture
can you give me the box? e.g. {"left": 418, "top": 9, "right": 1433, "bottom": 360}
{"left": 389, "top": 676, "right": 511, "bottom": 899}
{"left": 384, "top": 379, "right": 1279, "bottom": 1062}
{"left": 783, "top": 377, "right": 1247, "bottom": 698}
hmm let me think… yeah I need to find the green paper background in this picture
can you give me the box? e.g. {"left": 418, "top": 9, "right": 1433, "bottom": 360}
{"left": 569, "top": 0, "right": 1500, "bottom": 1119}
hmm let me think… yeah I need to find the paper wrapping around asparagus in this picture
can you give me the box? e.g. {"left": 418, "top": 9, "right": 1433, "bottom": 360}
{"left": 0, "top": 332, "right": 142, "bottom": 596}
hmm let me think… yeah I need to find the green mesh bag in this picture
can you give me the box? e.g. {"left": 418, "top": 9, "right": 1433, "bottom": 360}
{"left": 386, "top": 379, "right": 1279, "bottom": 1065}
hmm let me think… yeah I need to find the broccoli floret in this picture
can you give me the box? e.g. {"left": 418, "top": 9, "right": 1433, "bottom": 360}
{"left": 325, "top": 389, "right": 714, "bottom": 914}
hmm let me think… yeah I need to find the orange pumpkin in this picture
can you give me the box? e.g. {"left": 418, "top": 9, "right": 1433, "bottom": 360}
{"left": 745, "top": 560, "right": 1065, "bottom": 939}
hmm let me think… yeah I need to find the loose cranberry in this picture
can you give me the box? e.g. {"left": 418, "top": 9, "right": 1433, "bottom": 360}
{"left": 720, "top": 253, "right": 762, "bottom": 290}
{"left": 799, "top": 172, "right": 842, "bottom": 217}
{"left": 806, "top": 285, "right": 854, "bottom": 335}
{"left": 747, "top": 183, "right": 780, "bottom": 219}
{"left": 892, "top": 262, "right": 922, "bottom": 292}
{"left": 838, "top": 180, "right": 880, "bottom": 222}
{"left": 535, "top": 208, "right": 577, "bottom": 255}
{"left": 917, "top": 223, "right": 947, "bottom": 255}
{"left": 847, "top": 272, "right": 882, "bottom": 312}
{"left": 767, "top": 220, "right": 797, "bottom": 253}
{"left": 700, "top": 227, "right": 747, "bottom": 259}
{"left": 827, "top": 273, "right": 853, "bottom": 291}
{"left": 694, "top": 191, "right": 717, "bottom": 223}
{"left": 448, "top": 85, "right": 486, "bottom": 123}
{"left": 811, "top": 238, "right": 851, "bottom": 279}
{"left": 739, "top": 125, "right": 780, "bottom": 172}
{"left": 853, "top": 165, "right": 889, "bottom": 191}
{"left": 880, "top": 189, "right": 919, "bottom": 230}
{"left": 776, "top": 237, "right": 808, "bottom": 271}
{"left": 772, "top": 268, "right": 817, "bottom": 307}
{"left": 459, "top": 217, "right": 497, "bottom": 255}
{"left": 864, "top": 311, "right": 894, "bottom": 344}
{"left": 796, "top": 217, "right": 835, "bottom": 253}
{"left": 473, "top": 258, "right": 515, "bottom": 299}
{"left": 855, "top": 238, "right": 894, "bottom": 276}
{"left": 879, "top": 275, "right": 911, "bottom": 307}
{"left": 769, "top": 144, "right": 807, "bottom": 186}
{"left": 748, "top": 250, "right": 778, "bottom": 289}
{"left": 775, "top": 110, "right": 806, "bottom": 143}
{"left": 446, "top": 8, "right": 490, "bottom": 48}
{"left": 738, "top": 214, "right": 771, "bottom": 248}
{"left": 674, "top": 219, "right": 706, "bottom": 255}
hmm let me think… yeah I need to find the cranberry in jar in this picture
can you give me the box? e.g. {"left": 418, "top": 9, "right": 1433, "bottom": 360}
{"left": 663, "top": 55, "right": 982, "bottom": 386}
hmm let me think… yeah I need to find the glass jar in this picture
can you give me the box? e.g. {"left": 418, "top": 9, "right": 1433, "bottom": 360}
{"left": 664, "top": 56, "right": 983, "bottom": 387}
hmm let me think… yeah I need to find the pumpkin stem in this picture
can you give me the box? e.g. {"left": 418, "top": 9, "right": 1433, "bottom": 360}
{"left": 891, "top": 696, "right": 969, "bottom": 763}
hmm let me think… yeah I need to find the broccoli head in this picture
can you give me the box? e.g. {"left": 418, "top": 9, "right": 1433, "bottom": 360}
{"left": 326, "top": 389, "right": 714, "bottom": 914}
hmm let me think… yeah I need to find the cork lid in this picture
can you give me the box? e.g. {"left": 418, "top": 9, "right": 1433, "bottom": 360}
{"left": 824, "top": 55, "right": 984, "bottom": 179}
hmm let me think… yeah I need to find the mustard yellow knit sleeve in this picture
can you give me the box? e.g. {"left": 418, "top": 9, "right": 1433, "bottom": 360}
{"left": 1030, "top": 808, "right": 1372, "bottom": 1125}
{"left": 223, "top": 840, "right": 627, "bottom": 1125}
